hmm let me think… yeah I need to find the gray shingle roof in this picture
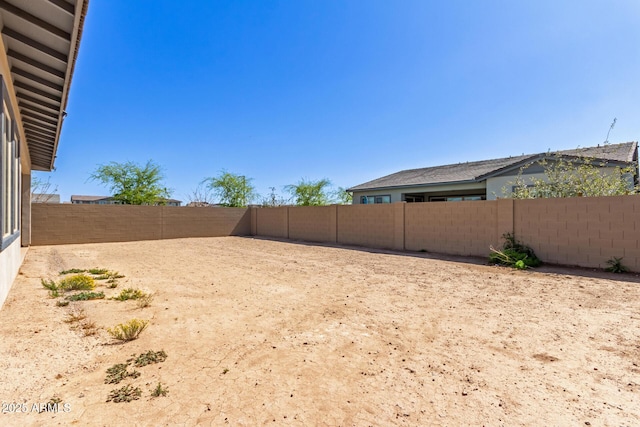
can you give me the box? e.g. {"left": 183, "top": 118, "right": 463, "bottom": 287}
{"left": 348, "top": 142, "right": 638, "bottom": 191}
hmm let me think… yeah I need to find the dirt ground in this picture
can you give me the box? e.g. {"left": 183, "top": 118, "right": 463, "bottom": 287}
{"left": 0, "top": 236, "right": 639, "bottom": 426}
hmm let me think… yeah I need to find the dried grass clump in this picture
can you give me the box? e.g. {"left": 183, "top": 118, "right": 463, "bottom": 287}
{"left": 136, "top": 293, "right": 154, "bottom": 308}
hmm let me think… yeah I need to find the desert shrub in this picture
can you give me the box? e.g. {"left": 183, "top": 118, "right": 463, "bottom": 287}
{"left": 605, "top": 256, "right": 629, "bottom": 273}
{"left": 136, "top": 293, "right": 154, "bottom": 308}
{"left": 489, "top": 233, "right": 541, "bottom": 269}
{"left": 58, "top": 274, "right": 96, "bottom": 291}
{"left": 151, "top": 382, "right": 169, "bottom": 398}
{"left": 105, "top": 363, "right": 141, "bottom": 384}
{"left": 107, "top": 319, "right": 149, "bottom": 341}
{"left": 106, "top": 385, "right": 142, "bottom": 403}
{"left": 65, "top": 291, "right": 105, "bottom": 301}
{"left": 56, "top": 300, "right": 70, "bottom": 307}
{"left": 112, "top": 288, "right": 147, "bottom": 301}
{"left": 88, "top": 268, "right": 109, "bottom": 275}
{"left": 42, "top": 279, "right": 60, "bottom": 298}
{"left": 41, "top": 278, "right": 57, "bottom": 290}
{"left": 129, "top": 350, "right": 167, "bottom": 367}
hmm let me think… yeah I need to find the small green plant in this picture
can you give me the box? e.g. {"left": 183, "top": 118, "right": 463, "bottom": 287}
{"left": 136, "top": 293, "right": 154, "bottom": 308}
{"left": 41, "top": 278, "right": 57, "bottom": 290}
{"left": 42, "top": 279, "right": 60, "bottom": 298}
{"left": 112, "top": 288, "right": 147, "bottom": 301}
{"left": 88, "top": 268, "right": 109, "bottom": 275}
{"left": 56, "top": 300, "right": 70, "bottom": 307}
{"left": 489, "top": 233, "right": 541, "bottom": 269}
{"left": 605, "top": 256, "right": 629, "bottom": 273}
{"left": 150, "top": 382, "right": 169, "bottom": 398}
{"left": 107, "top": 319, "right": 149, "bottom": 341}
{"left": 106, "top": 384, "right": 142, "bottom": 403}
{"left": 58, "top": 274, "right": 96, "bottom": 291}
{"left": 59, "top": 268, "right": 86, "bottom": 275}
{"left": 95, "top": 271, "right": 125, "bottom": 280}
{"left": 129, "top": 350, "right": 167, "bottom": 367}
{"left": 105, "top": 363, "right": 141, "bottom": 384}
{"left": 65, "top": 291, "right": 105, "bottom": 301}
{"left": 107, "top": 281, "right": 118, "bottom": 289}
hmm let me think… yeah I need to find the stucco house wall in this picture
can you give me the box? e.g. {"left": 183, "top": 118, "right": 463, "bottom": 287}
{"left": 352, "top": 182, "right": 487, "bottom": 204}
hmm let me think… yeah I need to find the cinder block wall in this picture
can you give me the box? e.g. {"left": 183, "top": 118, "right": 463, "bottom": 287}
{"left": 513, "top": 196, "right": 640, "bottom": 271}
{"left": 288, "top": 206, "right": 337, "bottom": 243}
{"left": 252, "top": 196, "right": 640, "bottom": 271}
{"left": 337, "top": 204, "right": 399, "bottom": 249}
{"left": 255, "top": 207, "right": 288, "bottom": 238}
{"left": 31, "top": 205, "right": 250, "bottom": 245}
{"left": 405, "top": 201, "right": 498, "bottom": 257}
{"left": 32, "top": 196, "right": 640, "bottom": 271}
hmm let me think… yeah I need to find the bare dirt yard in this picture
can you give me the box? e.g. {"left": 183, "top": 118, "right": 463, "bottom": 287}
{"left": 0, "top": 236, "right": 639, "bottom": 426}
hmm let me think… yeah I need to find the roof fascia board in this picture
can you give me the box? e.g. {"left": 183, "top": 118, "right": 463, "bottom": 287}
{"left": 50, "top": 0, "right": 88, "bottom": 170}
{"left": 347, "top": 179, "right": 480, "bottom": 193}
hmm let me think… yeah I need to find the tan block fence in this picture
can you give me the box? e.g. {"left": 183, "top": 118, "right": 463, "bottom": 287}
{"left": 31, "top": 196, "right": 640, "bottom": 271}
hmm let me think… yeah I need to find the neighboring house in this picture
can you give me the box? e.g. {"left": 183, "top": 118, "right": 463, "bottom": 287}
{"left": 32, "top": 193, "right": 60, "bottom": 203}
{"left": 185, "top": 202, "right": 224, "bottom": 207}
{"left": 348, "top": 142, "right": 638, "bottom": 204}
{"left": 0, "top": 0, "right": 89, "bottom": 308}
{"left": 71, "top": 195, "right": 182, "bottom": 206}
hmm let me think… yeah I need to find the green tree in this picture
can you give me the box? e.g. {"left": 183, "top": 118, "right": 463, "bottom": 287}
{"left": 285, "top": 178, "right": 333, "bottom": 206}
{"left": 204, "top": 171, "right": 256, "bottom": 207}
{"left": 506, "top": 153, "right": 637, "bottom": 199}
{"left": 334, "top": 187, "right": 353, "bottom": 205}
{"left": 90, "top": 160, "right": 170, "bottom": 205}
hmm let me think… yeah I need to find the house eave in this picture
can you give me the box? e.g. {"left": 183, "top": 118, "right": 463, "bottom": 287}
{"left": 0, "top": 0, "right": 90, "bottom": 171}
{"left": 348, "top": 179, "right": 482, "bottom": 193}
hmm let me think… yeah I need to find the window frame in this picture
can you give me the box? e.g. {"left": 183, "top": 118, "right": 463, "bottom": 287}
{"left": 0, "top": 76, "right": 21, "bottom": 251}
{"left": 361, "top": 195, "right": 392, "bottom": 204}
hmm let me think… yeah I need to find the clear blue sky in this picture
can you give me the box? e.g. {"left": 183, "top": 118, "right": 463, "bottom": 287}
{"left": 35, "top": 0, "right": 640, "bottom": 203}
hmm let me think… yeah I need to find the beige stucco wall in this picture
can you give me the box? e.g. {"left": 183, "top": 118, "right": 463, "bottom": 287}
{"left": 486, "top": 173, "right": 548, "bottom": 200}
{"left": 0, "top": 28, "right": 30, "bottom": 309}
{"left": 352, "top": 182, "right": 486, "bottom": 204}
{"left": 487, "top": 166, "right": 634, "bottom": 200}
{"left": 0, "top": 238, "right": 20, "bottom": 308}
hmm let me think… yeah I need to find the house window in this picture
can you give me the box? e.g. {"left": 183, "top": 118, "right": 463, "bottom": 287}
{"left": 404, "top": 195, "right": 424, "bottom": 203}
{"left": 361, "top": 195, "right": 391, "bottom": 204}
{"left": 0, "top": 81, "right": 20, "bottom": 249}
{"left": 429, "top": 195, "right": 485, "bottom": 202}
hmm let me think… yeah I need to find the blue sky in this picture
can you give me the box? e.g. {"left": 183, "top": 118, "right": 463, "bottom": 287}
{"left": 35, "top": 0, "right": 640, "bottom": 203}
